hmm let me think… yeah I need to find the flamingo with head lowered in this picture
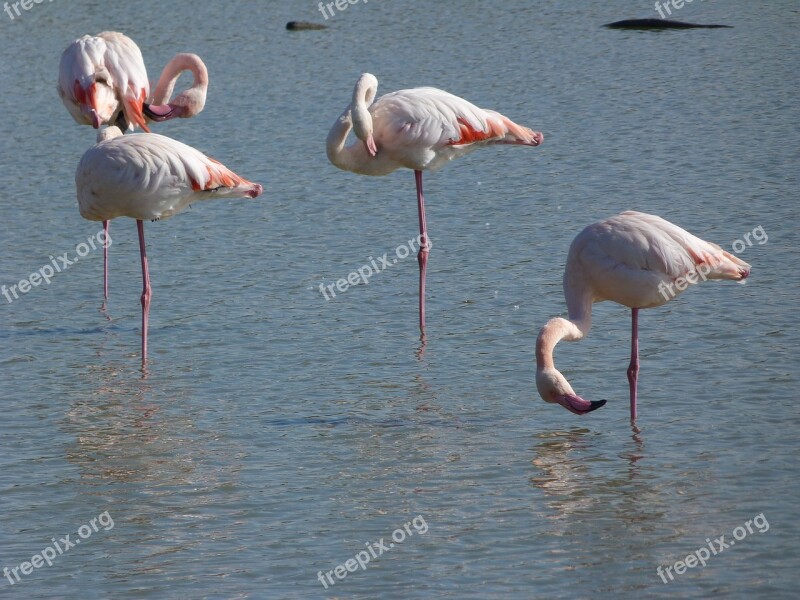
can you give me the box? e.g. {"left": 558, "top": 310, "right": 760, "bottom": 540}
{"left": 327, "top": 73, "right": 544, "bottom": 336}
{"left": 58, "top": 31, "right": 209, "bottom": 300}
{"left": 536, "top": 211, "right": 751, "bottom": 421}
{"left": 76, "top": 126, "right": 262, "bottom": 365}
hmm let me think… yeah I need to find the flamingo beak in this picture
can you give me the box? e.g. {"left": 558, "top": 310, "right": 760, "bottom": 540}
{"left": 143, "top": 103, "right": 183, "bottom": 122}
{"left": 557, "top": 394, "right": 606, "bottom": 415}
{"left": 364, "top": 134, "right": 378, "bottom": 157}
{"left": 74, "top": 81, "right": 101, "bottom": 128}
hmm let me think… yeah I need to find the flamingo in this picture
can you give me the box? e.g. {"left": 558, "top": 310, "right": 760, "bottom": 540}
{"left": 76, "top": 126, "right": 262, "bottom": 364}
{"left": 536, "top": 210, "right": 750, "bottom": 421}
{"left": 536, "top": 211, "right": 751, "bottom": 420}
{"left": 59, "top": 31, "right": 209, "bottom": 300}
{"left": 327, "top": 73, "right": 544, "bottom": 335}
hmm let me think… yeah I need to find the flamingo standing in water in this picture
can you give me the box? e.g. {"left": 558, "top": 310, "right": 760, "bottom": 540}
{"left": 59, "top": 31, "right": 209, "bottom": 299}
{"left": 76, "top": 127, "right": 262, "bottom": 364}
{"left": 536, "top": 211, "right": 751, "bottom": 420}
{"left": 327, "top": 73, "right": 544, "bottom": 335}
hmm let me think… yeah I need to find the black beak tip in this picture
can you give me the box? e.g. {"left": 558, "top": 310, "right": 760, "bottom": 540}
{"left": 588, "top": 400, "right": 607, "bottom": 412}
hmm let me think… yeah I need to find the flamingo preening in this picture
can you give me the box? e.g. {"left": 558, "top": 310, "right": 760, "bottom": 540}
{"left": 327, "top": 73, "right": 544, "bottom": 336}
{"left": 76, "top": 127, "right": 262, "bottom": 364}
{"left": 59, "top": 31, "right": 209, "bottom": 300}
{"left": 536, "top": 211, "right": 751, "bottom": 420}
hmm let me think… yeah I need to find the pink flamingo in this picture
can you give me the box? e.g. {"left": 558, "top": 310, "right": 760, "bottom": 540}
{"left": 536, "top": 211, "right": 751, "bottom": 420}
{"left": 59, "top": 31, "right": 209, "bottom": 300}
{"left": 76, "top": 126, "right": 262, "bottom": 364}
{"left": 327, "top": 73, "right": 544, "bottom": 335}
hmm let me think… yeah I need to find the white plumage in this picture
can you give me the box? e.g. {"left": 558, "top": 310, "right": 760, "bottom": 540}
{"left": 77, "top": 130, "right": 261, "bottom": 221}
{"left": 566, "top": 211, "right": 750, "bottom": 311}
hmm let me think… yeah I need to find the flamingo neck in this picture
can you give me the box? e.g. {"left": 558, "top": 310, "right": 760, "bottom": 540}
{"left": 536, "top": 286, "right": 593, "bottom": 371}
{"left": 326, "top": 109, "right": 361, "bottom": 172}
{"left": 326, "top": 108, "right": 395, "bottom": 176}
{"left": 536, "top": 317, "right": 589, "bottom": 370}
{"left": 351, "top": 74, "right": 376, "bottom": 134}
{"left": 151, "top": 53, "right": 208, "bottom": 113}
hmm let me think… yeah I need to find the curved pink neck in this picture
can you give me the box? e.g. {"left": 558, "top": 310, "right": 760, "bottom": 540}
{"left": 151, "top": 54, "right": 208, "bottom": 105}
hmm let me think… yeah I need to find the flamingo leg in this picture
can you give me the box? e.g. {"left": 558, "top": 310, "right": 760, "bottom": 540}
{"left": 103, "top": 220, "right": 110, "bottom": 300}
{"left": 137, "top": 220, "right": 151, "bottom": 364}
{"left": 415, "top": 170, "right": 430, "bottom": 336}
{"left": 627, "top": 307, "right": 640, "bottom": 421}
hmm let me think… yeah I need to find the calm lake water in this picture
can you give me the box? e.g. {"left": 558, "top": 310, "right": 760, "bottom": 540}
{"left": 0, "top": 1, "right": 798, "bottom": 598}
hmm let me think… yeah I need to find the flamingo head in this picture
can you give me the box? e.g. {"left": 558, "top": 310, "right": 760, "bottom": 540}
{"left": 64, "top": 79, "right": 118, "bottom": 129}
{"left": 352, "top": 105, "right": 376, "bottom": 157}
{"left": 536, "top": 367, "right": 606, "bottom": 416}
{"left": 143, "top": 87, "right": 206, "bottom": 122}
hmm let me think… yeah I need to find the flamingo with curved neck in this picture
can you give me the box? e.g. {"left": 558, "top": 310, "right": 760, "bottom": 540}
{"left": 143, "top": 53, "right": 208, "bottom": 122}
{"left": 536, "top": 211, "right": 751, "bottom": 420}
{"left": 327, "top": 73, "right": 544, "bottom": 335}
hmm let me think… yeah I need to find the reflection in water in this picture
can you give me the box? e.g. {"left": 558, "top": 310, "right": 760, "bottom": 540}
{"left": 60, "top": 359, "right": 246, "bottom": 587}
{"left": 529, "top": 425, "right": 659, "bottom": 532}
{"left": 415, "top": 334, "right": 427, "bottom": 360}
{"left": 530, "top": 428, "right": 599, "bottom": 532}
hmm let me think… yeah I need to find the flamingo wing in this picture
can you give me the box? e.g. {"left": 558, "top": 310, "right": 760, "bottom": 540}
{"left": 76, "top": 133, "right": 261, "bottom": 222}
{"left": 370, "top": 87, "right": 541, "bottom": 169}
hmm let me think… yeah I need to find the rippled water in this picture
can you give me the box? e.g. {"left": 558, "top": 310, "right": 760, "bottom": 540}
{"left": 0, "top": 1, "right": 798, "bottom": 598}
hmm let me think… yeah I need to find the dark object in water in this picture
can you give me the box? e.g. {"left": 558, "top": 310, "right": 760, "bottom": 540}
{"left": 286, "top": 21, "right": 328, "bottom": 31}
{"left": 605, "top": 18, "right": 732, "bottom": 29}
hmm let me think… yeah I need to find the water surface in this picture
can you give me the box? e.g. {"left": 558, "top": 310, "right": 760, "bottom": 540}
{"left": 0, "top": 1, "right": 797, "bottom": 598}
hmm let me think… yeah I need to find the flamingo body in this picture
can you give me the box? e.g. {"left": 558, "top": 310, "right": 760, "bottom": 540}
{"left": 566, "top": 211, "right": 750, "bottom": 310}
{"left": 77, "top": 131, "right": 260, "bottom": 222}
{"left": 536, "top": 211, "right": 751, "bottom": 419}
{"left": 327, "top": 73, "right": 543, "bottom": 333}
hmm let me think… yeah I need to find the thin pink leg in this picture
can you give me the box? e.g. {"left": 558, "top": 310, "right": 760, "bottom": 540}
{"left": 103, "top": 220, "right": 109, "bottom": 300}
{"left": 415, "top": 170, "right": 430, "bottom": 336}
{"left": 627, "top": 308, "right": 640, "bottom": 421}
{"left": 137, "top": 220, "right": 151, "bottom": 364}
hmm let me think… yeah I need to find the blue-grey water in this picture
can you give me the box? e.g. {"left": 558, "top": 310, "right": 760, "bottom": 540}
{"left": 1, "top": 1, "right": 797, "bottom": 598}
